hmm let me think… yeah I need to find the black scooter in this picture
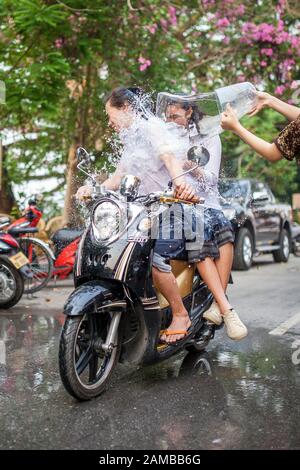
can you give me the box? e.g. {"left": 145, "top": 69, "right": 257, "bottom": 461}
{"left": 59, "top": 147, "right": 221, "bottom": 400}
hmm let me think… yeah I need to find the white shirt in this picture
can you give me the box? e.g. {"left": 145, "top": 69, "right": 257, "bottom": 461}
{"left": 165, "top": 123, "right": 222, "bottom": 209}
{"left": 113, "top": 115, "right": 222, "bottom": 209}
{"left": 115, "top": 115, "right": 184, "bottom": 195}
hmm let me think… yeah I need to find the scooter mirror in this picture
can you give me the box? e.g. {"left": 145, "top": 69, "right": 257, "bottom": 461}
{"left": 76, "top": 147, "right": 90, "bottom": 163}
{"left": 187, "top": 145, "right": 210, "bottom": 167}
{"left": 120, "top": 174, "right": 141, "bottom": 200}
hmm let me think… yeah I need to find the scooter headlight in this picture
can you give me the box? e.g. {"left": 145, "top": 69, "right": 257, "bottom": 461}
{"left": 93, "top": 201, "right": 122, "bottom": 241}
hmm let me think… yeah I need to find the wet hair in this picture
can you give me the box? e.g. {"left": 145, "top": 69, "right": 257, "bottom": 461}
{"left": 105, "top": 87, "right": 153, "bottom": 117}
{"left": 165, "top": 94, "right": 204, "bottom": 134}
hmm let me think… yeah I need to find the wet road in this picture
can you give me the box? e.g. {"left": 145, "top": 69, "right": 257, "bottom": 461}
{"left": 1, "top": 256, "right": 300, "bottom": 450}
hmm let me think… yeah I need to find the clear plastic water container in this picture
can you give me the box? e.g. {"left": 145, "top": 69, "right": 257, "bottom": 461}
{"left": 156, "top": 82, "right": 257, "bottom": 138}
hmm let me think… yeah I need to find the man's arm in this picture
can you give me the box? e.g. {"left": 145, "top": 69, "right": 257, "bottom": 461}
{"left": 76, "top": 167, "right": 123, "bottom": 201}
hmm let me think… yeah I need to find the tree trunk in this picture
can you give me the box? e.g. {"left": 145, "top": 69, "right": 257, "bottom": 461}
{"left": 62, "top": 143, "right": 79, "bottom": 227}
{"left": 62, "top": 64, "right": 92, "bottom": 228}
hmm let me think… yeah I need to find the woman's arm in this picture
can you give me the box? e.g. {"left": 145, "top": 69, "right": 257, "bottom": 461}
{"left": 248, "top": 91, "right": 300, "bottom": 122}
{"left": 221, "top": 104, "right": 282, "bottom": 162}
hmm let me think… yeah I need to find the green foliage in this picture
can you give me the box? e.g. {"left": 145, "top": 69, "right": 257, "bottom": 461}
{"left": 0, "top": 0, "right": 299, "bottom": 216}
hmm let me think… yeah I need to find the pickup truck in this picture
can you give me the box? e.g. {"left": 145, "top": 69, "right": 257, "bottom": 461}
{"left": 218, "top": 178, "right": 294, "bottom": 270}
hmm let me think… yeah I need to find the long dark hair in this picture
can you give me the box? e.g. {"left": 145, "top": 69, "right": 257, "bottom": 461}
{"left": 165, "top": 95, "right": 204, "bottom": 134}
{"left": 105, "top": 87, "right": 153, "bottom": 117}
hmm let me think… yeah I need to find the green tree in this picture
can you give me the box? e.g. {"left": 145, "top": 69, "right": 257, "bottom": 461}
{"left": 0, "top": 0, "right": 299, "bottom": 221}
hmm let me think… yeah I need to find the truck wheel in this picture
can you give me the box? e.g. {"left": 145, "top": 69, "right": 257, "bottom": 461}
{"left": 232, "top": 228, "right": 254, "bottom": 271}
{"left": 273, "top": 228, "right": 290, "bottom": 263}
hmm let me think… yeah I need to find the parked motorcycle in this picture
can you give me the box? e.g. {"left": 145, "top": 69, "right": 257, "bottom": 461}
{"left": 51, "top": 228, "right": 83, "bottom": 280}
{"left": 0, "top": 222, "right": 30, "bottom": 308}
{"left": 7, "top": 193, "right": 82, "bottom": 282}
{"left": 2, "top": 196, "right": 54, "bottom": 294}
{"left": 59, "top": 147, "right": 221, "bottom": 401}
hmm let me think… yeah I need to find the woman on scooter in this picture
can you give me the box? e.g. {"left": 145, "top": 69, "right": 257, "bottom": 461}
{"left": 159, "top": 97, "right": 248, "bottom": 341}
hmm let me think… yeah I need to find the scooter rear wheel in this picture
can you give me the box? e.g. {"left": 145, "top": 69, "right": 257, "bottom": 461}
{"left": 59, "top": 313, "right": 121, "bottom": 401}
{"left": 18, "top": 237, "right": 53, "bottom": 294}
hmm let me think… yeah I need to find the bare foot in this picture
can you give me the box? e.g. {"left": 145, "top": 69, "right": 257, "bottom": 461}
{"left": 160, "top": 313, "right": 191, "bottom": 344}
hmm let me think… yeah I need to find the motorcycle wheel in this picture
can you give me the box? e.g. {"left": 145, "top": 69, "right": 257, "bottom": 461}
{"left": 0, "top": 258, "right": 24, "bottom": 309}
{"left": 18, "top": 237, "right": 53, "bottom": 294}
{"left": 59, "top": 312, "right": 121, "bottom": 401}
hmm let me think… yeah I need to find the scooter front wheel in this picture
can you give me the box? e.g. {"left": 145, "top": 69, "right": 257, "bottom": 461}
{"left": 59, "top": 313, "right": 121, "bottom": 401}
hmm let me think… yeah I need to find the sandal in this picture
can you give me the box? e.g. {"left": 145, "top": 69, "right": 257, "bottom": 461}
{"left": 159, "top": 328, "right": 189, "bottom": 345}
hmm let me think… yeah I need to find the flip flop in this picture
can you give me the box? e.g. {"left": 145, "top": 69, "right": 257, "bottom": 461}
{"left": 159, "top": 328, "right": 189, "bottom": 345}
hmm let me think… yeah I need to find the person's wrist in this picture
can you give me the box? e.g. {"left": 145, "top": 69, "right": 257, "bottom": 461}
{"left": 233, "top": 122, "right": 243, "bottom": 135}
{"left": 265, "top": 93, "right": 275, "bottom": 109}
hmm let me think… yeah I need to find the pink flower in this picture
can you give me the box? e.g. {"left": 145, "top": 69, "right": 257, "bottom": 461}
{"left": 202, "top": 0, "right": 216, "bottom": 8}
{"left": 261, "top": 48, "right": 273, "bottom": 56}
{"left": 275, "top": 85, "right": 285, "bottom": 96}
{"left": 54, "top": 38, "right": 63, "bottom": 49}
{"left": 223, "top": 36, "right": 230, "bottom": 45}
{"left": 237, "top": 74, "right": 246, "bottom": 82}
{"left": 216, "top": 17, "right": 230, "bottom": 28}
{"left": 168, "top": 6, "right": 177, "bottom": 26}
{"left": 291, "top": 36, "right": 300, "bottom": 48}
{"left": 160, "top": 18, "right": 168, "bottom": 32}
{"left": 291, "top": 80, "right": 299, "bottom": 90}
{"left": 277, "top": 19, "right": 284, "bottom": 31}
{"left": 260, "top": 61, "right": 267, "bottom": 67}
{"left": 147, "top": 24, "right": 158, "bottom": 34}
{"left": 236, "top": 4, "right": 245, "bottom": 16}
{"left": 276, "top": 0, "right": 286, "bottom": 14}
{"left": 138, "top": 56, "right": 151, "bottom": 72}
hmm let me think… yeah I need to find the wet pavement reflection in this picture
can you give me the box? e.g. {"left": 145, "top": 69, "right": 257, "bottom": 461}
{"left": 0, "top": 309, "right": 300, "bottom": 450}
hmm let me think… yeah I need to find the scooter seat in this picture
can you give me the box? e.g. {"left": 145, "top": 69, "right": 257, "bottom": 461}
{"left": 52, "top": 228, "right": 83, "bottom": 245}
{"left": 155, "top": 260, "right": 196, "bottom": 309}
{"left": 8, "top": 227, "right": 39, "bottom": 236}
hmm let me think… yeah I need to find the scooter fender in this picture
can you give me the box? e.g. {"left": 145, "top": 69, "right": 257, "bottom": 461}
{"left": 63, "top": 280, "right": 126, "bottom": 317}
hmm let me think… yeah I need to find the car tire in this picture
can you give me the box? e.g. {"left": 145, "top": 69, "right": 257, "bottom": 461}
{"left": 273, "top": 228, "right": 290, "bottom": 263}
{"left": 232, "top": 227, "right": 254, "bottom": 271}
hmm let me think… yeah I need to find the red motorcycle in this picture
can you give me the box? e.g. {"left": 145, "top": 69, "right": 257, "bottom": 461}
{"left": 4, "top": 195, "right": 54, "bottom": 293}
{"left": 0, "top": 219, "right": 32, "bottom": 308}
{"left": 5, "top": 194, "right": 83, "bottom": 283}
{"left": 51, "top": 228, "right": 83, "bottom": 280}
